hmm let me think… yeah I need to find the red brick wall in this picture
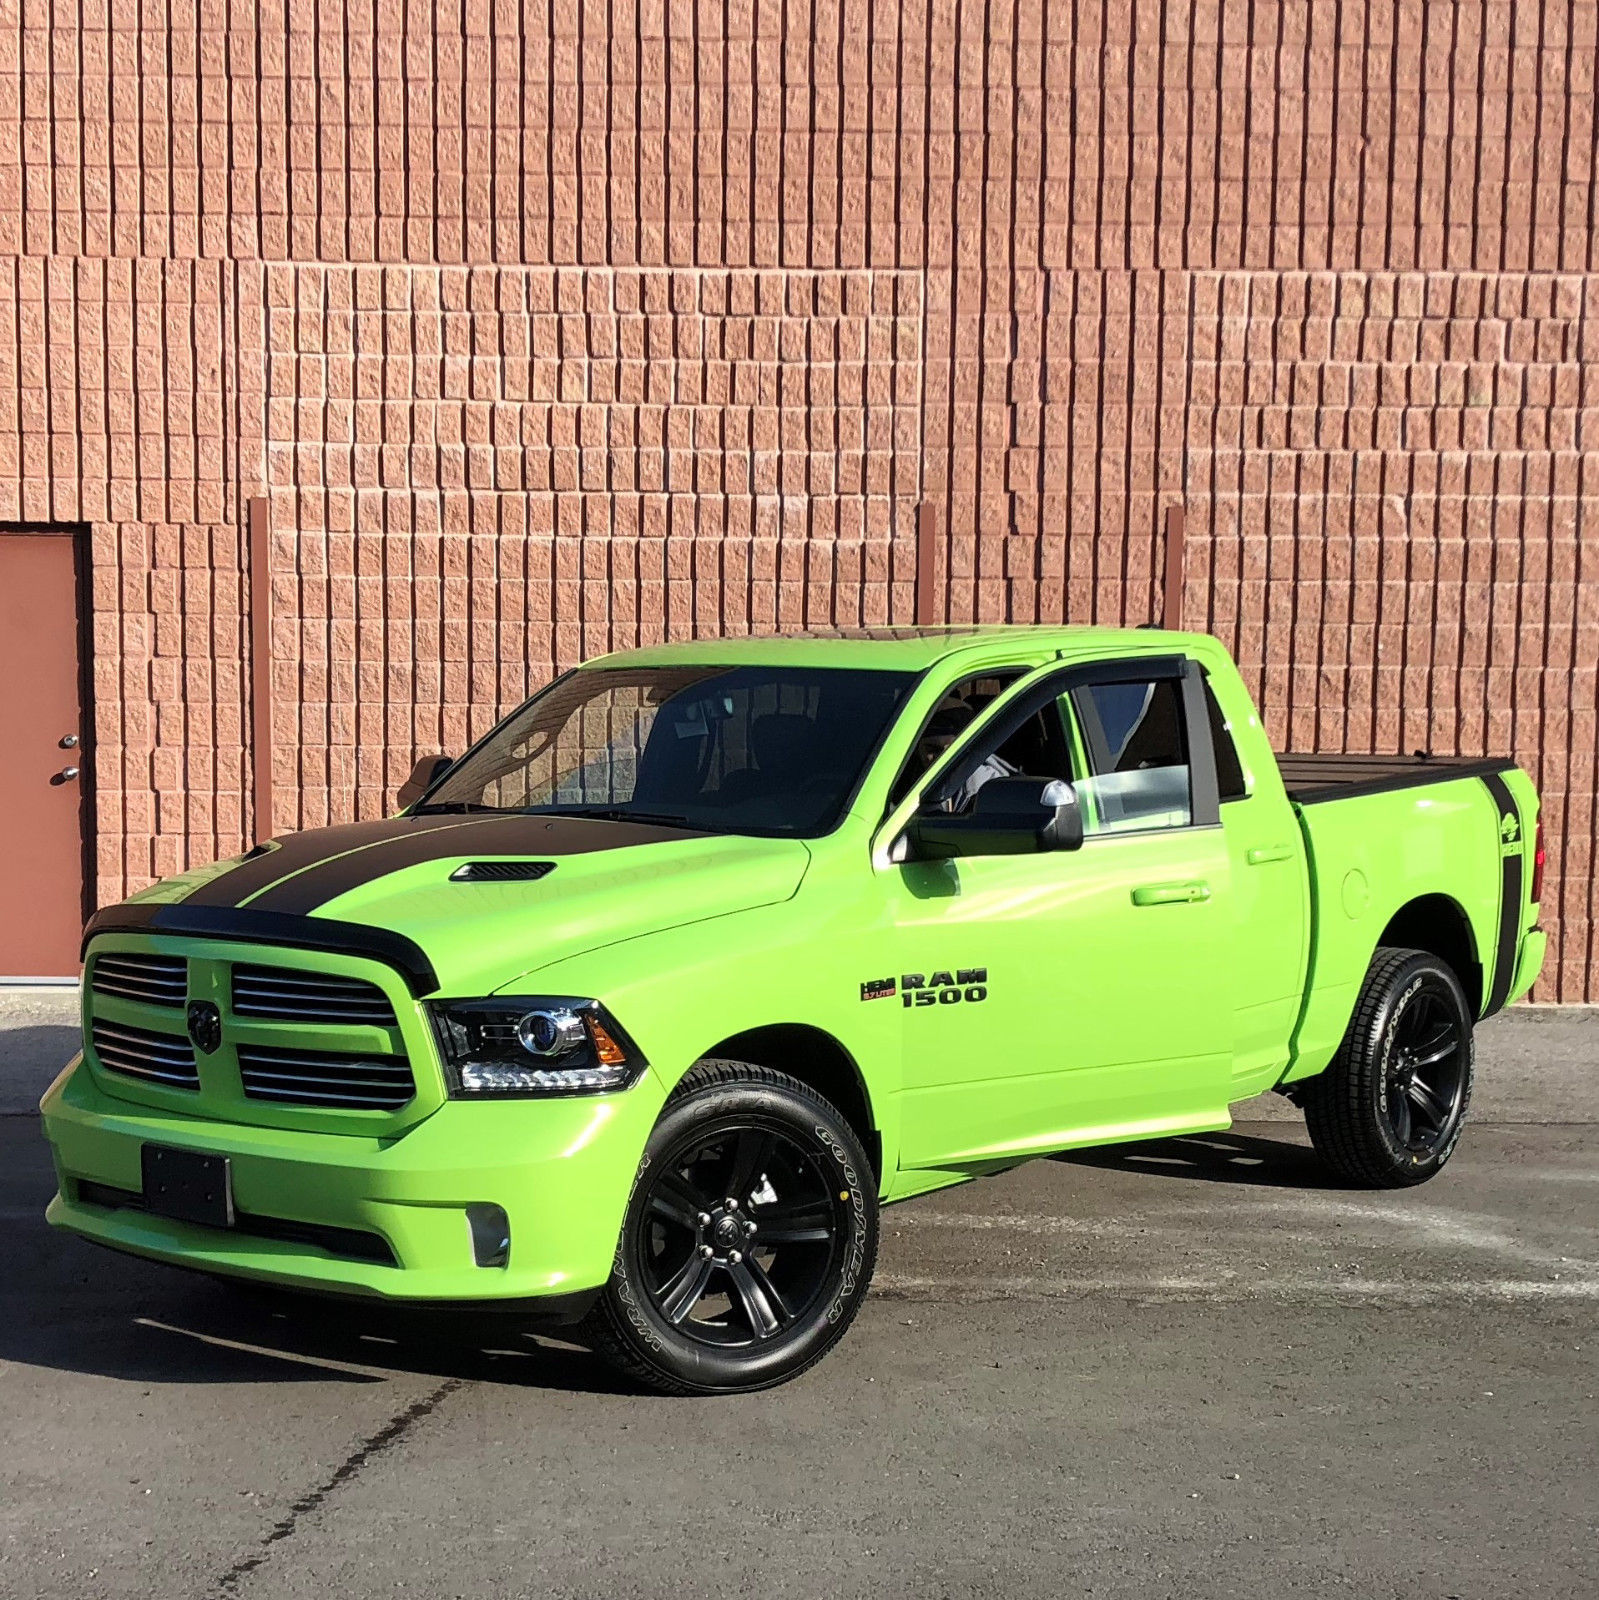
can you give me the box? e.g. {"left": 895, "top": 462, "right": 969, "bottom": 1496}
{"left": 0, "top": 1, "right": 1595, "bottom": 997}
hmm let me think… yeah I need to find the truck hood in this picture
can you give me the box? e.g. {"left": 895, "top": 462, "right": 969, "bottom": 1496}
{"left": 140, "top": 813, "right": 811, "bottom": 995}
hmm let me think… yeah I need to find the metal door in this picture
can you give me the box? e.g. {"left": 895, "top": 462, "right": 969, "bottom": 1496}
{"left": 0, "top": 531, "right": 89, "bottom": 976}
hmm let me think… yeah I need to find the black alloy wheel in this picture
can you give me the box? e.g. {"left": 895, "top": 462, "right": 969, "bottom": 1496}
{"left": 582, "top": 1060, "right": 878, "bottom": 1394}
{"left": 1379, "top": 983, "right": 1469, "bottom": 1155}
{"left": 1303, "top": 946, "right": 1476, "bottom": 1188}
{"left": 639, "top": 1121, "right": 847, "bottom": 1345}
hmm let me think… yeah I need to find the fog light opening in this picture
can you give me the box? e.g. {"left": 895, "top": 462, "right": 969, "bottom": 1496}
{"left": 467, "top": 1203, "right": 511, "bottom": 1269}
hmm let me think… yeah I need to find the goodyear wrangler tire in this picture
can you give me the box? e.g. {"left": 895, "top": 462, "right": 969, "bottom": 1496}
{"left": 581, "top": 1060, "right": 879, "bottom": 1395}
{"left": 1301, "top": 946, "right": 1475, "bottom": 1188}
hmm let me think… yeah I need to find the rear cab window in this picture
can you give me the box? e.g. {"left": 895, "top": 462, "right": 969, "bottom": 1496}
{"left": 1201, "top": 676, "right": 1249, "bottom": 802}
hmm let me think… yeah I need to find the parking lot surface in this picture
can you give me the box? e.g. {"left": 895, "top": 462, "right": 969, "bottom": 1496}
{"left": 2, "top": 1009, "right": 1595, "bottom": 1599}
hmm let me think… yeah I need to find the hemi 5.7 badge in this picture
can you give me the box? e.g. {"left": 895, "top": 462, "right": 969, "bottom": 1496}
{"left": 860, "top": 977, "right": 897, "bottom": 1001}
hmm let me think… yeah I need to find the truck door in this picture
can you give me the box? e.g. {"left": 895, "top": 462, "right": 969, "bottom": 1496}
{"left": 882, "top": 656, "right": 1234, "bottom": 1171}
{"left": 1199, "top": 668, "right": 1310, "bottom": 1099}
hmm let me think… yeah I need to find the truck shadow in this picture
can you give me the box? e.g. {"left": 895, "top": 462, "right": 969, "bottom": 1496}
{"left": 0, "top": 1023, "right": 80, "bottom": 1112}
{"left": 0, "top": 1127, "right": 637, "bottom": 1395}
{"left": 1052, "top": 1128, "right": 1352, "bottom": 1190}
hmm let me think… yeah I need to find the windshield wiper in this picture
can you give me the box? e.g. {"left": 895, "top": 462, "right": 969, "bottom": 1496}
{"left": 411, "top": 801, "right": 512, "bottom": 815}
{"left": 534, "top": 806, "right": 703, "bottom": 830}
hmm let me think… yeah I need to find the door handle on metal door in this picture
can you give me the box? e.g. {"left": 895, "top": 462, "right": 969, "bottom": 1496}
{"left": 1130, "top": 881, "right": 1211, "bottom": 907}
{"left": 1245, "top": 843, "right": 1295, "bottom": 866}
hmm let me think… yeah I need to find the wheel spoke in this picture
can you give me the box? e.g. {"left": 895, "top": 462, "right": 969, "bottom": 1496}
{"left": 1389, "top": 1086, "right": 1412, "bottom": 1146}
{"left": 648, "top": 1169, "right": 707, "bottom": 1229}
{"left": 1409, "top": 1017, "right": 1453, "bottom": 1053}
{"left": 726, "top": 1126, "right": 777, "bottom": 1198}
{"left": 727, "top": 1258, "right": 785, "bottom": 1339}
{"left": 755, "top": 1198, "right": 833, "bottom": 1244}
{"left": 1410, "top": 1036, "right": 1458, "bottom": 1070}
{"left": 1406, "top": 1076, "right": 1451, "bottom": 1130}
{"left": 658, "top": 1251, "right": 716, "bottom": 1324}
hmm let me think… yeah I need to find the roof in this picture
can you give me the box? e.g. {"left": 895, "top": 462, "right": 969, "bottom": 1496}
{"left": 582, "top": 624, "right": 1203, "bottom": 674}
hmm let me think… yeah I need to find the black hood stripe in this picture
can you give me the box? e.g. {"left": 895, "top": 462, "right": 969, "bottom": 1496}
{"left": 188, "top": 813, "right": 706, "bottom": 917}
{"left": 183, "top": 813, "right": 485, "bottom": 909}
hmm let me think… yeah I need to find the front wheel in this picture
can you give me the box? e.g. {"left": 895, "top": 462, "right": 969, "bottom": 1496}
{"left": 1301, "top": 946, "right": 1475, "bottom": 1187}
{"left": 581, "top": 1060, "right": 879, "bottom": 1394}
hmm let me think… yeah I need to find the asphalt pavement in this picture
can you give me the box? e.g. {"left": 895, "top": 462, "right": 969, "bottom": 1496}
{"left": 1, "top": 1000, "right": 1594, "bottom": 1599}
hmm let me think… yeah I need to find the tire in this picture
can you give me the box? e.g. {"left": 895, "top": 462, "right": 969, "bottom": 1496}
{"left": 1301, "top": 946, "right": 1475, "bottom": 1188}
{"left": 581, "top": 1059, "right": 879, "bottom": 1395}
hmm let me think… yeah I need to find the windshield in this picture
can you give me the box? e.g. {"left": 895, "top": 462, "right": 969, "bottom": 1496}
{"left": 416, "top": 664, "right": 919, "bottom": 837}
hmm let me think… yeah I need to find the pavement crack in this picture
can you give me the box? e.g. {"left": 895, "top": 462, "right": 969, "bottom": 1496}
{"left": 211, "top": 1377, "right": 463, "bottom": 1596}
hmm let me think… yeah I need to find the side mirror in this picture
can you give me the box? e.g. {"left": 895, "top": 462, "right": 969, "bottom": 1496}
{"left": 905, "top": 777, "right": 1084, "bottom": 860}
{"left": 397, "top": 754, "right": 454, "bottom": 810}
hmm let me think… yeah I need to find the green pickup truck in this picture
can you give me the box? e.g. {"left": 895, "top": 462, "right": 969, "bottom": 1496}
{"left": 42, "top": 626, "right": 1545, "bottom": 1392}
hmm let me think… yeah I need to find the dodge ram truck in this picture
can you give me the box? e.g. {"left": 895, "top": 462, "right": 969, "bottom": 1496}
{"left": 41, "top": 626, "right": 1546, "bottom": 1392}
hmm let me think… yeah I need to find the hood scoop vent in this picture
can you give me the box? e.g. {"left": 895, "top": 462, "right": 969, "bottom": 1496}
{"left": 449, "top": 860, "right": 558, "bottom": 884}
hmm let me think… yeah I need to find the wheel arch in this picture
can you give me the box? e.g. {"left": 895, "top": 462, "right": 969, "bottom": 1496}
{"left": 1377, "top": 893, "right": 1483, "bottom": 1017}
{"left": 693, "top": 1023, "right": 881, "bottom": 1182}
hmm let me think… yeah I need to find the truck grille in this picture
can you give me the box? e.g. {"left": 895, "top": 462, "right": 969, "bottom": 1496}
{"left": 91, "top": 953, "right": 188, "bottom": 1008}
{"left": 91, "top": 1019, "right": 199, "bottom": 1089}
{"left": 231, "top": 965, "right": 397, "bottom": 1027}
{"left": 236, "top": 1043, "right": 415, "bottom": 1110}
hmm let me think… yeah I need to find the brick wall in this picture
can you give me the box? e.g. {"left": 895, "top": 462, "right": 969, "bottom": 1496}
{"left": 0, "top": 0, "right": 1595, "bottom": 996}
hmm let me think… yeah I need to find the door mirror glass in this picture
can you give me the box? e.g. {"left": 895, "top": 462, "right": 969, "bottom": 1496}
{"left": 397, "top": 754, "right": 454, "bottom": 810}
{"left": 905, "top": 777, "right": 1084, "bottom": 860}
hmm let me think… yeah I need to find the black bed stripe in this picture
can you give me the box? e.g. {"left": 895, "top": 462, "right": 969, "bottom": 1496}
{"left": 1480, "top": 773, "right": 1524, "bottom": 1019}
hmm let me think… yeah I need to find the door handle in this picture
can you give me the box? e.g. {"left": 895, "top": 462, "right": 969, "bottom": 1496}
{"left": 1245, "top": 843, "right": 1295, "bottom": 866}
{"left": 1131, "top": 881, "right": 1211, "bottom": 907}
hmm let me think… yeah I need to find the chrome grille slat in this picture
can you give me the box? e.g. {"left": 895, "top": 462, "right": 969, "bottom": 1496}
{"left": 91, "top": 1019, "right": 199, "bottom": 1089}
{"left": 237, "top": 1085, "right": 408, "bottom": 1107}
{"left": 237, "top": 1043, "right": 414, "bottom": 1111}
{"left": 243, "top": 1073, "right": 412, "bottom": 1092}
{"left": 91, "top": 954, "right": 187, "bottom": 1007}
{"left": 232, "top": 964, "right": 396, "bottom": 1027}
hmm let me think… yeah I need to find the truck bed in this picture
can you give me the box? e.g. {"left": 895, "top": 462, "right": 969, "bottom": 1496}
{"left": 1277, "top": 753, "right": 1513, "bottom": 805}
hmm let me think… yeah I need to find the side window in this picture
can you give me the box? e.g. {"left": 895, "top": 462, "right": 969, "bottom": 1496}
{"left": 887, "top": 670, "right": 1028, "bottom": 809}
{"left": 1064, "top": 676, "right": 1193, "bottom": 834}
{"left": 1203, "top": 677, "right": 1248, "bottom": 802}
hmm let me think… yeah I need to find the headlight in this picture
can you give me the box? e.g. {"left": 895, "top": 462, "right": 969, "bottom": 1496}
{"left": 428, "top": 998, "right": 647, "bottom": 1096}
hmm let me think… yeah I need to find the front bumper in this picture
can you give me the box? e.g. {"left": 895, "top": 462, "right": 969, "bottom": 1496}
{"left": 40, "top": 1054, "right": 665, "bottom": 1305}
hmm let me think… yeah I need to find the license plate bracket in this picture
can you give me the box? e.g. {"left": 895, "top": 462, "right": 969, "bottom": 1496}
{"left": 141, "top": 1144, "right": 234, "bottom": 1229}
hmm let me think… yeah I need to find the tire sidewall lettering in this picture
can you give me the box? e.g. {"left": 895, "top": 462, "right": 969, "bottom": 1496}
{"left": 813, "top": 1122, "right": 870, "bottom": 1325}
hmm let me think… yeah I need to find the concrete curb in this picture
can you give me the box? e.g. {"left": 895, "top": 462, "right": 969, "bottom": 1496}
{"left": 2, "top": 990, "right": 1594, "bottom": 1122}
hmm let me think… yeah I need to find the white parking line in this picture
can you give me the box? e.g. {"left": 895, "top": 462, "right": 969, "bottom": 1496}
{"left": 871, "top": 1270, "right": 1599, "bottom": 1306}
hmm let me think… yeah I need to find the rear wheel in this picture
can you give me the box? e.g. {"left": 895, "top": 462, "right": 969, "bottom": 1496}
{"left": 581, "top": 1060, "right": 878, "bottom": 1394}
{"left": 1301, "top": 946, "right": 1474, "bottom": 1187}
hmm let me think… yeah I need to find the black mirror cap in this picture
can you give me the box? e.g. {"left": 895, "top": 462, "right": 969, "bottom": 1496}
{"left": 906, "top": 776, "right": 1084, "bottom": 859}
{"left": 397, "top": 754, "right": 454, "bottom": 810}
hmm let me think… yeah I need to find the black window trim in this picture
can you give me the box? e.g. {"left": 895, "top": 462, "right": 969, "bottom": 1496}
{"left": 927, "top": 654, "right": 1221, "bottom": 833}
